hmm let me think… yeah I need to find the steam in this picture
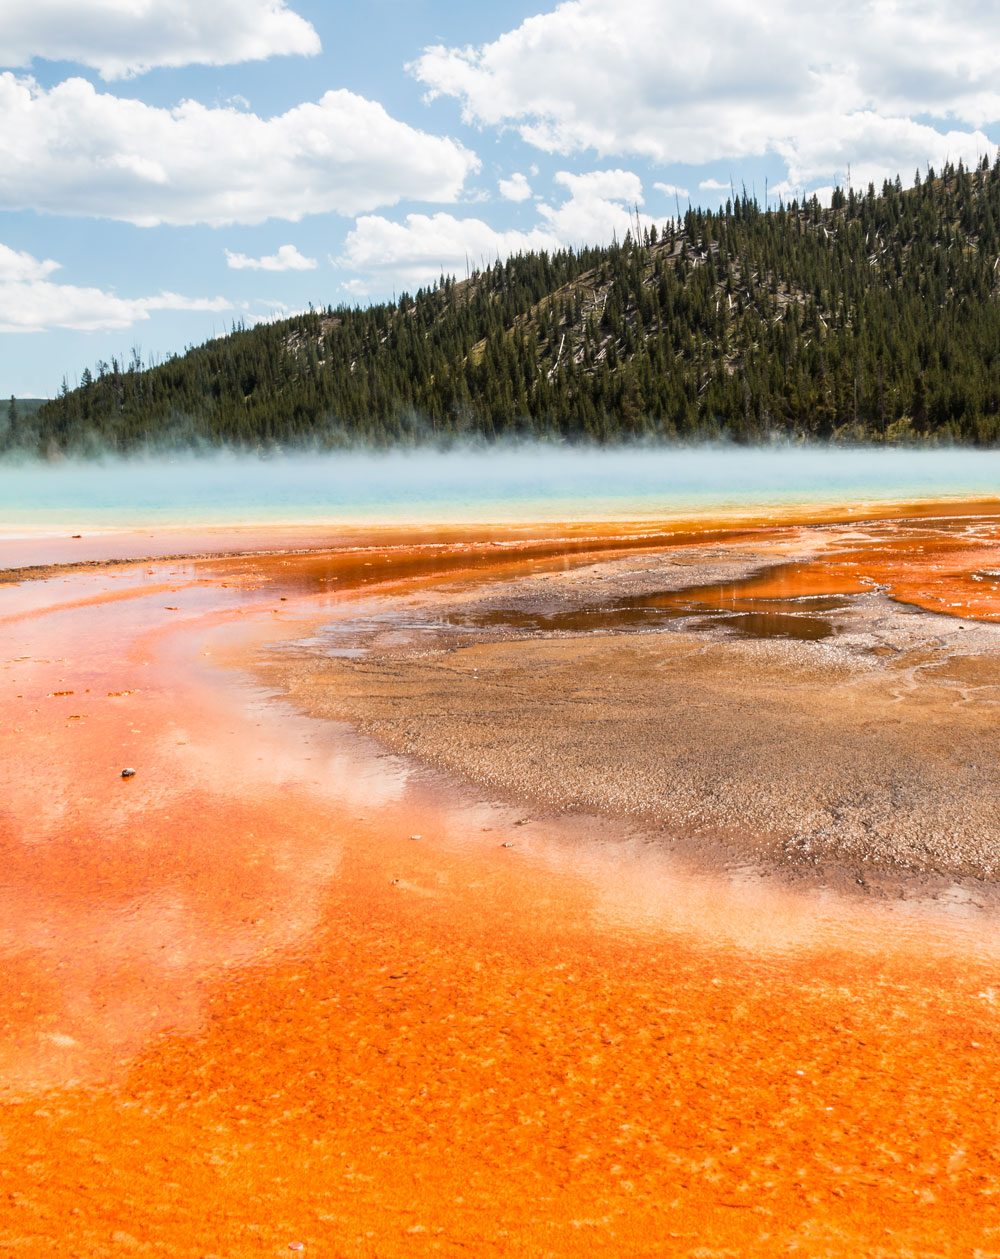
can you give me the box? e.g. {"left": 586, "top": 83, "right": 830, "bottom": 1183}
{"left": 1, "top": 444, "right": 999, "bottom": 530}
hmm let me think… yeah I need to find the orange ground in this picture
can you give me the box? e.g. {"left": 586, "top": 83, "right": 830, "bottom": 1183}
{"left": 3, "top": 507, "right": 1000, "bottom": 1257}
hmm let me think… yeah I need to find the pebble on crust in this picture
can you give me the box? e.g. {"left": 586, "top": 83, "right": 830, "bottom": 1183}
{"left": 121, "top": 768, "right": 136, "bottom": 778}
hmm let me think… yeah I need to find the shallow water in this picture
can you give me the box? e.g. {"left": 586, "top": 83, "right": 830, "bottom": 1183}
{"left": 251, "top": 510, "right": 1000, "bottom": 668}
{"left": 450, "top": 586, "right": 847, "bottom": 641}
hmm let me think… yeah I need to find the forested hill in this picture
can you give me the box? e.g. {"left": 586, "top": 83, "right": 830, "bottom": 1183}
{"left": 12, "top": 158, "right": 1000, "bottom": 455}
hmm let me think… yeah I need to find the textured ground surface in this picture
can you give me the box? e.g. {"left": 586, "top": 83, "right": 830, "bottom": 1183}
{"left": 5, "top": 514, "right": 1000, "bottom": 1258}
{"left": 257, "top": 534, "right": 1000, "bottom": 888}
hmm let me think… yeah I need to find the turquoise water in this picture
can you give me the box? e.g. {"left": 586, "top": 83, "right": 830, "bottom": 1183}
{"left": 1, "top": 446, "right": 999, "bottom": 529}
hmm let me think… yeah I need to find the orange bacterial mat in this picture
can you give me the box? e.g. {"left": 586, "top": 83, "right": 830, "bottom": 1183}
{"left": 2, "top": 507, "right": 1000, "bottom": 1257}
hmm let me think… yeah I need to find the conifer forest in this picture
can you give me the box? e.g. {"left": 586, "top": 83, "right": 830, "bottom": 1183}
{"left": 11, "top": 160, "right": 1000, "bottom": 455}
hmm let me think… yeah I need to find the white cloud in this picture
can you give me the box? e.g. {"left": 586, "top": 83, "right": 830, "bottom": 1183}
{"left": 339, "top": 212, "right": 560, "bottom": 293}
{"left": 0, "top": 74, "right": 480, "bottom": 227}
{"left": 0, "top": 243, "right": 231, "bottom": 332}
{"left": 499, "top": 172, "right": 532, "bottom": 201}
{"left": 555, "top": 168, "right": 642, "bottom": 203}
{"left": 340, "top": 167, "right": 657, "bottom": 293}
{"left": 244, "top": 299, "right": 294, "bottom": 315}
{"left": 412, "top": 0, "right": 1000, "bottom": 190}
{"left": 0, "top": 242, "right": 60, "bottom": 283}
{"left": 340, "top": 278, "right": 375, "bottom": 297}
{"left": 0, "top": 0, "right": 319, "bottom": 80}
{"left": 654, "top": 182, "right": 689, "bottom": 200}
{"left": 775, "top": 112, "right": 993, "bottom": 191}
{"left": 539, "top": 168, "right": 651, "bottom": 243}
{"left": 240, "top": 299, "right": 308, "bottom": 326}
{"left": 225, "top": 244, "right": 317, "bottom": 271}
{"left": 698, "top": 178, "right": 730, "bottom": 192}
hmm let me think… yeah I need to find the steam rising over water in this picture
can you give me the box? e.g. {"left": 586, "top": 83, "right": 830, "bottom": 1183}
{"left": 2, "top": 446, "right": 999, "bottom": 529}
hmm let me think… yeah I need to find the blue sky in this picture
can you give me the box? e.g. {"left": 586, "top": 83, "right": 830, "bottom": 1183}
{"left": 2, "top": 0, "right": 999, "bottom": 398}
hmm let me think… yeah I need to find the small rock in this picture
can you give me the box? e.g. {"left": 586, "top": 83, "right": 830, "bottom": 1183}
{"left": 121, "top": 768, "right": 136, "bottom": 778}
{"left": 501, "top": 841, "right": 515, "bottom": 848}
{"left": 288, "top": 1245, "right": 304, "bottom": 1253}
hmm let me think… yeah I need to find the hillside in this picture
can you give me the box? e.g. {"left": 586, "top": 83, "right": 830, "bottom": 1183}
{"left": 10, "top": 158, "right": 1000, "bottom": 455}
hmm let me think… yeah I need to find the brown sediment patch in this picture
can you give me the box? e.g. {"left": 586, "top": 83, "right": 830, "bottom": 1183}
{"left": 254, "top": 514, "right": 1000, "bottom": 887}
{"left": 5, "top": 512, "right": 1000, "bottom": 1256}
{"left": 261, "top": 620, "right": 1000, "bottom": 887}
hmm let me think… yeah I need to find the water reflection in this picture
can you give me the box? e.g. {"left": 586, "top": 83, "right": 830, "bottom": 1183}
{"left": 447, "top": 581, "right": 850, "bottom": 642}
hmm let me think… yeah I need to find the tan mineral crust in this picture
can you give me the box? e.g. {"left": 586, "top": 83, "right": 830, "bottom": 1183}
{"left": 256, "top": 541, "right": 1000, "bottom": 890}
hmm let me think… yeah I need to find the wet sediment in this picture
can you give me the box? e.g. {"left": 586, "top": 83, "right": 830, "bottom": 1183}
{"left": 256, "top": 522, "right": 1000, "bottom": 890}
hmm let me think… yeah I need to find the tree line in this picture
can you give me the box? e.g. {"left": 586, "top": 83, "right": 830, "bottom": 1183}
{"left": 9, "top": 156, "right": 1000, "bottom": 455}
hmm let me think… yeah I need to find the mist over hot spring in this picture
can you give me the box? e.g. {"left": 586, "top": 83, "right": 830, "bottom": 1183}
{"left": 2, "top": 445, "right": 999, "bottom": 530}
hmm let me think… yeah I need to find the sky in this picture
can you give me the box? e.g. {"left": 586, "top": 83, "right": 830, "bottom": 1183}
{"left": 2, "top": 0, "right": 999, "bottom": 399}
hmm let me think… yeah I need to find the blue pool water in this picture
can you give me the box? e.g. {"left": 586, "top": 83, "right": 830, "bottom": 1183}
{"left": 1, "top": 445, "right": 999, "bottom": 529}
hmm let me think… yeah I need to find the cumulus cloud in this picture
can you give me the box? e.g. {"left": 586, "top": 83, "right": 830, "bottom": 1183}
{"left": 412, "top": 0, "right": 999, "bottom": 190}
{"left": 774, "top": 112, "right": 994, "bottom": 192}
{"left": 239, "top": 299, "right": 310, "bottom": 326}
{"left": 340, "top": 167, "right": 657, "bottom": 292}
{"left": 554, "top": 168, "right": 642, "bottom": 203}
{"left": 225, "top": 244, "right": 317, "bottom": 271}
{"left": 654, "top": 182, "right": 689, "bottom": 200}
{"left": 0, "top": 243, "right": 230, "bottom": 332}
{"left": 339, "top": 212, "right": 559, "bottom": 292}
{"left": 499, "top": 172, "right": 533, "bottom": 201}
{"left": 0, "top": 0, "right": 319, "bottom": 80}
{"left": 0, "top": 74, "right": 480, "bottom": 227}
{"left": 0, "top": 243, "right": 60, "bottom": 283}
{"left": 538, "top": 168, "right": 651, "bottom": 242}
